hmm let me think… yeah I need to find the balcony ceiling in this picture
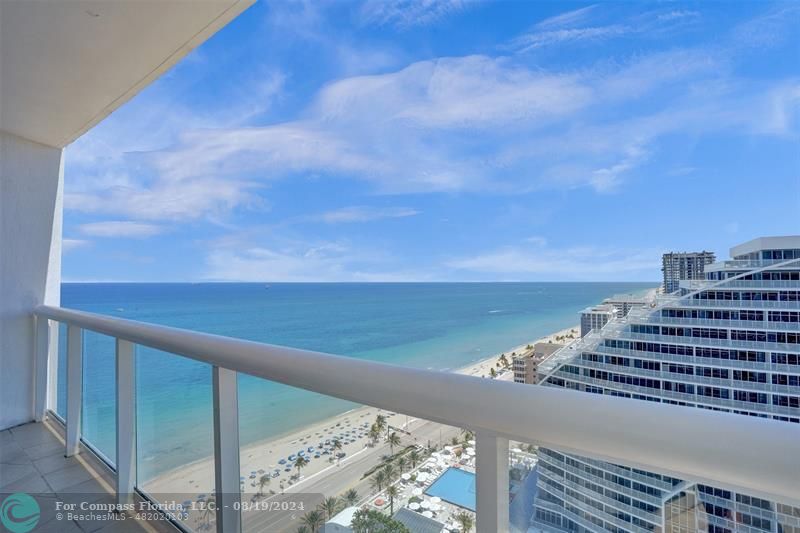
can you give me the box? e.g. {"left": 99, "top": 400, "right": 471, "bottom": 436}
{"left": 0, "top": 0, "right": 254, "bottom": 148}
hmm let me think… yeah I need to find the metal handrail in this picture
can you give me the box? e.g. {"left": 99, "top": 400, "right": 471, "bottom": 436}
{"left": 34, "top": 304, "right": 800, "bottom": 507}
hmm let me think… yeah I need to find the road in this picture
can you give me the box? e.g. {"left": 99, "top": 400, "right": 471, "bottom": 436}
{"left": 242, "top": 415, "right": 465, "bottom": 532}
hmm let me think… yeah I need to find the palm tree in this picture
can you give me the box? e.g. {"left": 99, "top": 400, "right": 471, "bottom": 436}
{"left": 387, "top": 432, "right": 401, "bottom": 455}
{"left": 382, "top": 463, "right": 397, "bottom": 482}
{"left": 462, "top": 430, "right": 474, "bottom": 444}
{"left": 386, "top": 484, "right": 399, "bottom": 515}
{"left": 294, "top": 455, "right": 309, "bottom": 478}
{"left": 396, "top": 456, "right": 407, "bottom": 473}
{"left": 370, "top": 470, "right": 387, "bottom": 493}
{"left": 368, "top": 424, "right": 381, "bottom": 446}
{"left": 296, "top": 527, "right": 309, "bottom": 533}
{"left": 342, "top": 488, "right": 359, "bottom": 507}
{"left": 257, "top": 474, "right": 270, "bottom": 497}
{"left": 489, "top": 367, "right": 497, "bottom": 378}
{"left": 200, "top": 496, "right": 216, "bottom": 529}
{"left": 451, "top": 436, "right": 459, "bottom": 446}
{"left": 375, "top": 414, "right": 387, "bottom": 433}
{"left": 332, "top": 438, "right": 343, "bottom": 464}
{"left": 300, "top": 510, "right": 325, "bottom": 533}
{"left": 408, "top": 449, "right": 420, "bottom": 468}
{"left": 319, "top": 496, "right": 339, "bottom": 520}
{"left": 455, "top": 511, "right": 474, "bottom": 533}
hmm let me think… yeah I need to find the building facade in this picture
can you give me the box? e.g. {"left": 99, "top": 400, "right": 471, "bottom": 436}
{"left": 533, "top": 236, "right": 800, "bottom": 533}
{"left": 662, "top": 252, "right": 716, "bottom": 294}
{"left": 603, "top": 295, "right": 652, "bottom": 319}
{"left": 513, "top": 343, "right": 564, "bottom": 384}
{"left": 581, "top": 304, "right": 617, "bottom": 337}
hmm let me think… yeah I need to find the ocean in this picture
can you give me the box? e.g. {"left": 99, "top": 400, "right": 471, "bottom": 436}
{"left": 56, "top": 282, "right": 654, "bottom": 481}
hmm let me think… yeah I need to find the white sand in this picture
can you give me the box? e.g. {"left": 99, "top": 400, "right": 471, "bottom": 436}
{"left": 146, "top": 325, "right": 579, "bottom": 496}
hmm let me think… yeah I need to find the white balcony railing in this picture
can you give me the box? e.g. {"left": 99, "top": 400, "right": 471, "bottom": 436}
{"left": 32, "top": 304, "right": 800, "bottom": 532}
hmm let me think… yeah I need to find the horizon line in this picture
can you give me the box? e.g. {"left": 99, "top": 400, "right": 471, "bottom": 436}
{"left": 61, "top": 280, "right": 662, "bottom": 284}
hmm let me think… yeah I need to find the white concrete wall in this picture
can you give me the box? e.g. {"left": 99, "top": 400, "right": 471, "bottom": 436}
{"left": 0, "top": 131, "right": 63, "bottom": 429}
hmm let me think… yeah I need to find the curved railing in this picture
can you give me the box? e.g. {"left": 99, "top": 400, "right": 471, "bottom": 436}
{"left": 32, "top": 304, "right": 800, "bottom": 532}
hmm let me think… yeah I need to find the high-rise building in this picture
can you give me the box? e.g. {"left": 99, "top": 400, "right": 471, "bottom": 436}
{"left": 580, "top": 304, "right": 617, "bottom": 337}
{"left": 533, "top": 236, "right": 800, "bottom": 533}
{"left": 513, "top": 342, "right": 563, "bottom": 384}
{"left": 603, "top": 294, "right": 652, "bottom": 319}
{"left": 662, "top": 251, "right": 716, "bottom": 294}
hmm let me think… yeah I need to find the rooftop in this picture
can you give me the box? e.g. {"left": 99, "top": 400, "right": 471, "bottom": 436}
{"left": 393, "top": 506, "right": 446, "bottom": 533}
{"left": 731, "top": 236, "right": 800, "bottom": 258}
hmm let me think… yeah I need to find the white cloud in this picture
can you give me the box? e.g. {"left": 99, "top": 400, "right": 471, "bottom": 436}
{"left": 203, "top": 240, "right": 423, "bottom": 282}
{"left": 448, "top": 243, "right": 662, "bottom": 279}
{"left": 79, "top": 221, "right": 163, "bottom": 238}
{"left": 525, "top": 236, "right": 548, "bottom": 247}
{"left": 512, "top": 25, "right": 630, "bottom": 52}
{"left": 656, "top": 10, "right": 700, "bottom": 23}
{"left": 510, "top": 6, "right": 703, "bottom": 53}
{"left": 64, "top": 68, "right": 284, "bottom": 223}
{"left": 62, "top": 239, "right": 90, "bottom": 253}
{"left": 534, "top": 5, "right": 598, "bottom": 30}
{"left": 313, "top": 56, "right": 592, "bottom": 129}
{"left": 310, "top": 206, "right": 420, "bottom": 224}
{"left": 65, "top": 7, "right": 800, "bottom": 224}
{"left": 360, "top": 0, "right": 469, "bottom": 29}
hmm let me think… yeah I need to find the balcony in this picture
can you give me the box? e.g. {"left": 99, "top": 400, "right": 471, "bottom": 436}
{"left": 21, "top": 304, "right": 800, "bottom": 532}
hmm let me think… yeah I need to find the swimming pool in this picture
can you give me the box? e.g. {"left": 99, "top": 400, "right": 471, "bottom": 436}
{"left": 425, "top": 467, "right": 476, "bottom": 511}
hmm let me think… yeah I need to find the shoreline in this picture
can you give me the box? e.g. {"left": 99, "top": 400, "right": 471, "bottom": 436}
{"left": 146, "top": 324, "right": 579, "bottom": 495}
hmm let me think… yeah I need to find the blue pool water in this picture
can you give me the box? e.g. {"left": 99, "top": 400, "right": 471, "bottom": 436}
{"left": 426, "top": 467, "right": 477, "bottom": 511}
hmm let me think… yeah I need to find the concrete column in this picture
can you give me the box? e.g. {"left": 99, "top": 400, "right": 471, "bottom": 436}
{"left": 0, "top": 131, "right": 63, "bottom": 430}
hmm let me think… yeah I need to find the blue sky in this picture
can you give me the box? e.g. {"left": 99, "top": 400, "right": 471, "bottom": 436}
{"left": 62, "top": 1, "right": 800, "bottom": 282}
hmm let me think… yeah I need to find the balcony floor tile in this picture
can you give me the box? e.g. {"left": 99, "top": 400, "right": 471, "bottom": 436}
{"left": 1, "top": 420, "right": 173, "bottom": 532}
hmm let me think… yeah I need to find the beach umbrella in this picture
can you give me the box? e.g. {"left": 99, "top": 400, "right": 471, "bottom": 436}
{"left": 512, "top": 448, "right": 523, "bottom": 453}
{"left": 422, "top": 511, "right": 434, "bottom": 518}
{"left": 420, "top": 500, "right": 431, "bottom": 509}
{"left": 412, "top": 488, "right": 423, "bottom": 496}
{"left": 431, "top": 497, "right": 442, "bottom": 503}
{"left": 401, "top": 473, "right": 411, "bottom": 480}
{"left": 409, "top": 503, "right": 420, "bottom": 510}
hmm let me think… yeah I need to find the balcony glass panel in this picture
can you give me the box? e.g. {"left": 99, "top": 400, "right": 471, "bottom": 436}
{"left": 237, "top": 377, "right": 466, "bottom": 532}
{"left": 135, "top": 347, "right": 214, "bottom": 530}
{"left": 55, "top": 322, "right": 67, "bottom": 419}
{"left": 81, "top": 330, "right": 116, "bottom": 464}
{"left": 524, "top": 439, "right": 800, "bottom": 533}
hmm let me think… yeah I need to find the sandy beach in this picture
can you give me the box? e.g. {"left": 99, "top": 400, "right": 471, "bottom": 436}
{"left": 145, "top": 325, "right": 579, "bottom": 499}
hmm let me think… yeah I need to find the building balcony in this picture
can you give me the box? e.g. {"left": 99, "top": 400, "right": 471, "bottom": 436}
{"left": 17, "top": 304, "right": 800, "bottom": 532}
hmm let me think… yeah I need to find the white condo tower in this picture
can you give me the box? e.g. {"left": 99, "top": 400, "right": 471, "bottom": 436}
{"left": 533, "top": 236, "right": 800, "bottom": 533}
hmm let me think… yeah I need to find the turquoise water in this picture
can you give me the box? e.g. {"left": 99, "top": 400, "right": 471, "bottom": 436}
{"left": 56, "top": 282, "right": 654, "bottom": 480}
{"left": 426, "top": 467, "right": 477, "bottom": 511}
